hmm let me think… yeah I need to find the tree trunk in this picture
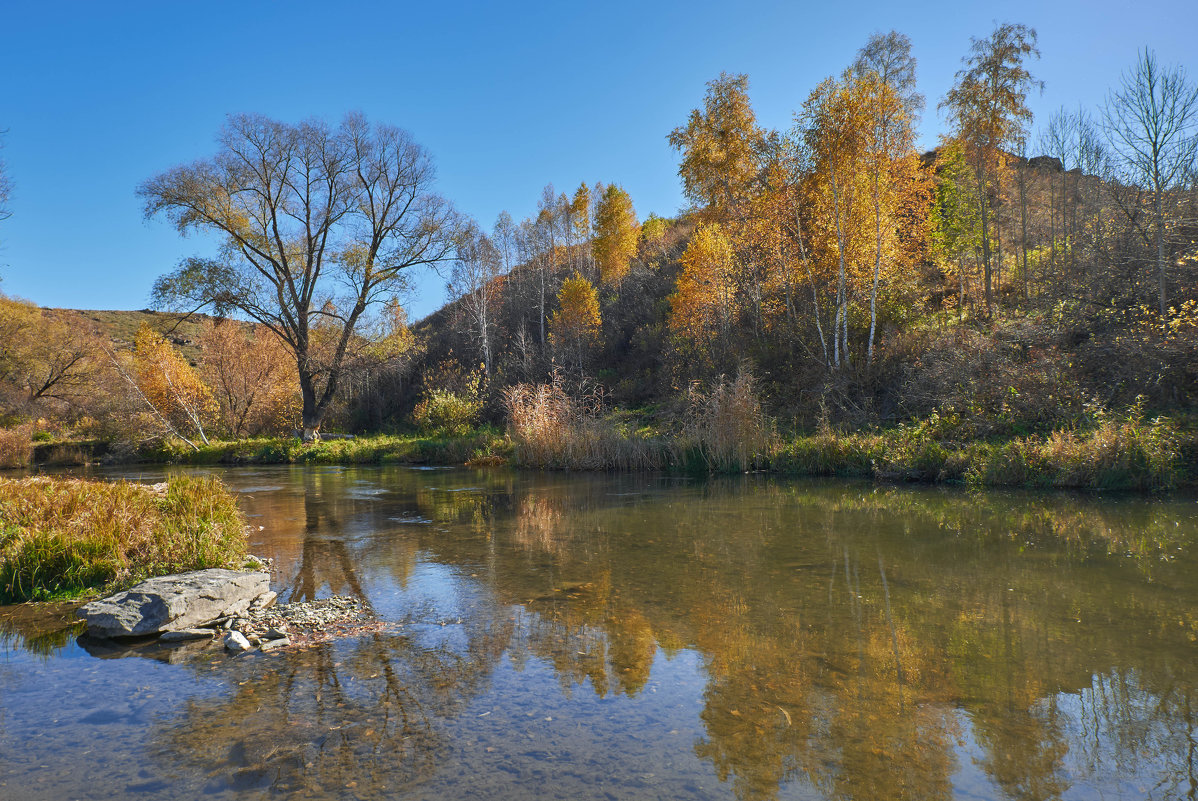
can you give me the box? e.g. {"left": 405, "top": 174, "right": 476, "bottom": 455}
{"left": 980, "top": 189, "right": 994, "bottom": 315}
{"left": 299, "top": 369, "right": 322, "bottom": 442}
{"left": 1155, "top": 188, "right": 1167, "bottom": 315}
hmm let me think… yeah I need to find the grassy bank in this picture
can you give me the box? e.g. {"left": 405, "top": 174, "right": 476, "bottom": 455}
{"left": 500, "top": 397, "right": 1194, "bottom": 491}
{"left": 0, "top": 474, "right": 248, "bottom": 602}
{"left": 141, "top": 429, "right": 512, "bottom": 467}
{"left": 769, "top": 415, "right": 1191, "bottom": 492}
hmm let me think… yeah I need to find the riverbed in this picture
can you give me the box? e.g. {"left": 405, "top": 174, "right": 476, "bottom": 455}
{"left": 2, "top": 465, "right": 1197, "bottom": 800}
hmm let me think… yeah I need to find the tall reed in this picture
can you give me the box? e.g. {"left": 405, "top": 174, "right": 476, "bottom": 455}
{"left": 504, "top": 376, "right": 665, "bottom": 470}
{"left": 0, "top": 423, "right": 34, "bottom": 469}
{"left": 681, "top": 370, "right": 775, "bottom": 473}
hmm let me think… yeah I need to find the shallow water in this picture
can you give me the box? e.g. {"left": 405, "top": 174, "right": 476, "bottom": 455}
{"left": 3, "top": 465, "right": 1198, "bottom": 800}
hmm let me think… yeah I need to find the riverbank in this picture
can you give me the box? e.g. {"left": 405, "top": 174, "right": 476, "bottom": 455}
{"left": 133, "top": 412, "right": 1196, "bottom": 492}
{"left": 0, "top": 475, "right": 248, "bottom": 602}
{"left": 5, "top": 410, "right": 1194, "bottom": 493}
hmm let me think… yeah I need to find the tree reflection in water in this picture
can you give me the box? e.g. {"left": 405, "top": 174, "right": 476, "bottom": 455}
{"left": 151, "top": 468, "right": 516, "bottom": 797}
{"left": 58, "top": 468, "right": 1198, "bottom": 800}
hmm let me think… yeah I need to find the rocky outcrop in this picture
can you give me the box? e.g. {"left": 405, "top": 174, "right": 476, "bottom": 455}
{"left": 77, "top": 569, "right": 271, "bottom": 638}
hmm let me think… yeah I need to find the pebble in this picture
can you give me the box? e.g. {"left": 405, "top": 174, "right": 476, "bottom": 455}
{"left": 201, "top": 595, "right": 374, "bottom": 653}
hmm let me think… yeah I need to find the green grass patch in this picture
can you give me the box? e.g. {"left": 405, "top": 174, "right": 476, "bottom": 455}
{"left": 0, "top": 474, "right": 249, "bottom": 603}
{"left": 143, "top": 429, "right": 513, "bottom": 468}
{"left": 768, "top": 414, "right": 1191, "bottom": 492}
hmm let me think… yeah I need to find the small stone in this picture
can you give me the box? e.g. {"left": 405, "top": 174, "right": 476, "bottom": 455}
{"left": 259, "top": 637, "right": 291, "bottom": 652}
{"left": 160, "top": 628, "right": 214, "bottom": 642}
{"left": 267, "top": 626, "right": 289, "bottom": 639}
{"left": 224, "top": 631, "right": 252, "bottom": 652}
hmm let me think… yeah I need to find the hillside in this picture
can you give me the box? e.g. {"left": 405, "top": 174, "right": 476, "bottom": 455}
{"left": 54, "top": 308, "right": 213, "bottom": 362}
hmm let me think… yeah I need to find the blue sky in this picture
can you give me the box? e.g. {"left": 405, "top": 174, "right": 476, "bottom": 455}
{"left": 0, "top": 0, "right": 1193, "bottom": 319}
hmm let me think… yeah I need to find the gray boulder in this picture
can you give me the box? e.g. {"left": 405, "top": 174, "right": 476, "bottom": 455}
{"left": 78, "top": 569, "right": 271, "bottom": 638}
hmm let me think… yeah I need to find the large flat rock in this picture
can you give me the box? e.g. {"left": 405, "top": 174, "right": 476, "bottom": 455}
{"left": 78, "top": 569, "right": 271, "bottom": 638}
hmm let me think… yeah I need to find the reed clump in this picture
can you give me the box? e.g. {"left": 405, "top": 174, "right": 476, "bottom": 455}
{"left": 0, "top": 423, "right": 34, "bottom": 470}
{"left": 504, "top": 377, "right": 666, "bottom": 470}
{"left": 0, "top": 474, "right": 248, "bottom": 602}
{"left": 680, "top": 370, "right": 775, "bottom": 473}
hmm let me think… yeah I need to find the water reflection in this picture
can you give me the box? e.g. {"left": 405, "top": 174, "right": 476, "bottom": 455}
{"left": 2, "top": 467, "right": 1197, "bottom": 800}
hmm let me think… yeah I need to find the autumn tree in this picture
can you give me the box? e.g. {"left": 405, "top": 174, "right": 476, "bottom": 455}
{"left": 532, "top": 185, "right": 568, "bottom": 347}
{"left": 140, "top": 113, "right": 459, "bottom": 441}
{"left": 1103, "top": 48, "right": 1198, "bottom": 314}
{"left": 448, "top": 221, "right": 505, "bottom": 378}
{"left": 669, "top": 224, "right": 738, "bottom": 365}
{"left": 0, "top": 296, "right": 101, "bottom": 418}
{"left": 942, "top": 23, "right": 1041, "bottom": 315}
{"left": 199, "top": 319, "right": 300, "bottom": 437}
{"left": 669, "top": 73, "right": 765, "bottom": 220}
{"left": 640, "top": 214, "right": 671, "bottom": 261}
{"left": 570, "top": 183, "right": 593, "bottom": 277}
{"left": 132, "top": 324, "right": 216, "bottom": 446}
{"left": 549, "top": 272, "right": 601, "bottom": 371}
{"left": 799, "top": 74, "right": 871, "bottom": 369}
{"left": 592, "top": 184, "right": 640, "bottom": 287}
{"left": 852, "top": 30, "right": 925, "bottom": 124}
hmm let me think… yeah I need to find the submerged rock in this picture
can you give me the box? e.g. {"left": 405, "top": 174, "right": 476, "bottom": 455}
{"left": 77, "top": 569, "right": 271, "bottom": 638}
{"left": 159, "top": 628, "right": 215, "bottom": 642}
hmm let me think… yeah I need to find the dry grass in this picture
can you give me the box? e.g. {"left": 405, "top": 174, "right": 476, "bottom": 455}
{"left": 504, "top": 378, "right": 666, "bottom": 471}
{"left": 0, "top": 474, "right": 248, "bottom": 602}
{"left": 680, "top": 370, "right": 775, "bottom": 473}
{"left": 0, "top": 424, "right": 34, "bottom": 470}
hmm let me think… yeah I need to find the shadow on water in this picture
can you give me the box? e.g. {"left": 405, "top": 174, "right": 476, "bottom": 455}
{"left": 2, "top": 465, "right": 1198, "bottom": 800}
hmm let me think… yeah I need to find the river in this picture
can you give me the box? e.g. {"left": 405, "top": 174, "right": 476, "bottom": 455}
{"left": 2, "top": 465, "right": 1197, "bottom": 800}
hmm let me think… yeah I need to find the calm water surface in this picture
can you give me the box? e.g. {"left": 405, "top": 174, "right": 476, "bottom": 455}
{"left": 2, "top": 466, "right": 1198, "bottom": 800}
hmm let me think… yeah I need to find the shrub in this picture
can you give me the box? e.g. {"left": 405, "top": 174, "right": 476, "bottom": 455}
{"left": 411, "top": 384, "right": 483, "bottom": 437}
{"left": 504, "top": 374, "right": 665, "bottom": 470}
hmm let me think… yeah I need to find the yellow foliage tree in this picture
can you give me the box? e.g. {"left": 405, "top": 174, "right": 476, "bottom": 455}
{"left": 640, "top": 214, "right": 671, "bottom": 262}
{"left": 199, "top": 320, "right": 300, "bottom": 437}
{"left": 592, "top": 185, "right": 640, "bottom": 287}
{"left": 669, "top": 224, "right": 738, "bottom": 365}
{"left": 549, "top": 272, "right": 602, "bottom": 370}
{"left": 133, "top": 324, "right": 217, "bottom": 445}
{"left": 668, "top": 72, "right": 765, "bottom": 221}
{"left": 0, "top": 295, "right": 101, "bottom": 418}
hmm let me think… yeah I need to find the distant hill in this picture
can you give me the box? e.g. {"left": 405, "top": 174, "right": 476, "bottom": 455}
{"left": 47, "top": 308, "right": 215, "bottom": 363}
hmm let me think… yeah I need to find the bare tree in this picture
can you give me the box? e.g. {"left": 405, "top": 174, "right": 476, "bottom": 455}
{"left": 1103, "top": 48, "right": 1198, "bottom": 314}
{"left": 0, "top": 129, "right": 11, "bottom": 230}
{"left": 447, "top": 221, "right": 505, "bottom": 378}
{"left": 140, "top": 113, "right": 459, "bottom": 440}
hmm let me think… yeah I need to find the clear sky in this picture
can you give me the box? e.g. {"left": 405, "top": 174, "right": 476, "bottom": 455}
{"left": 0, "top": 0, "right": 1193, "bottom": 320}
